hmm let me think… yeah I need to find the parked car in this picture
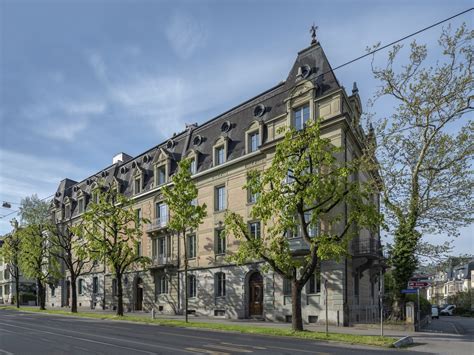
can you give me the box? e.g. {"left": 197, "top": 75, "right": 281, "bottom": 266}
{"left": 440, "top": 304, "right": 456, "bottom": 316}
{"left": 431, "top": 305, "right": 439, "bottom": 319}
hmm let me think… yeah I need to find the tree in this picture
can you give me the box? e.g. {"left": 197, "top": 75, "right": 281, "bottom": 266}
{"left": 162, "top": 158, "right": 207, "bottom": 323}
{"left": 369, "top": 24, "right": 473, "bottom": 318}
{"left": 72, "top": 183, "right": 150, "bottom": 316}
{"left": 225, "top": 119, "right": 381, "bottom": 331}
{"left": 49, "top": 221, "right": 91, "bottom": 313}
{"left": 17, "top": 195, "right": 60, "bottom": 310}
{"left": 0, "top": 219, "right": 22, "bottom": 308}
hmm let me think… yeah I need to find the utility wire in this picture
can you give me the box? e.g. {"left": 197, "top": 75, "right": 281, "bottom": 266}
{"left": 0, "top": 8, "right": 472, "bottom": 222}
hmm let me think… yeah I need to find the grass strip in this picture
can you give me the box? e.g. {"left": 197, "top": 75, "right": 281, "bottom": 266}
{"left": 0, "top": 306, "right": 395, "bottom": 347}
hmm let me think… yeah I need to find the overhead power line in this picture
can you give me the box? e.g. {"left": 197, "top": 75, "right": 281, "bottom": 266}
{"left": 0, "top": 8, "right": 472, "bottom": 222}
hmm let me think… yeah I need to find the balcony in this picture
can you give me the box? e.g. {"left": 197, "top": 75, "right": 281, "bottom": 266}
{"left": 288, "top": 237, "right": 310, "bottom": 256}
{"left": 146, "top": 216, "right": 169, "bottom": 233}
{"left": 150, "top": 255, "right": 178, "bottom": 269}
{"left": 351, "top": 238, "right": 382, "bottom": 259}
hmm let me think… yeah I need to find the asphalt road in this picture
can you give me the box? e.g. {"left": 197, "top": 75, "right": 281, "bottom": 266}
{"left": 0, "top": 309, "right": 421, "bottom": 355}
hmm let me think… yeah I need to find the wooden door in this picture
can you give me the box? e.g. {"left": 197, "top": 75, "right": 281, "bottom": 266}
{"left": 249, "top": 273, "right": 263, "bottom": 316}
{"left": 136, "top": 278, "right": 143, "bottom": 311}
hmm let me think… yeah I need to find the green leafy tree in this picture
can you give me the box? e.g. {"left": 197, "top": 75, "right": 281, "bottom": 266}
{"left": 49, "top": 221, "right": 91, "bottom": 313}
{"left": 17, "top": 195, "right": 60, "bottom": 310}
{"left": 369, "top": 24, "right": 473, "bottom": 318}
{"left": 0, "top": 219, "right": 22, "bottom": 308}
{"left": 162, "top": 158, "right": 207, "bottom": 322}
{"left": 225, "top": 119, "right": 381, "bottom": 331}
{"left": 72, "top": 184, "right": 150, "bottom": 316}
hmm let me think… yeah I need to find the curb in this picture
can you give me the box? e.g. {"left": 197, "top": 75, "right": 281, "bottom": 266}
{"left": 393, "top": 336, "right": 413, "bottom": 348}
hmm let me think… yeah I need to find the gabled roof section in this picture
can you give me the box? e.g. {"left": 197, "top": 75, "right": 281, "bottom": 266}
{"left": 287, "top": 42, "right": 340, "bottom": 95}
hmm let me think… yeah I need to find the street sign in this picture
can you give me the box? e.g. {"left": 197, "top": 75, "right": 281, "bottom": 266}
{"left": 408, "top": 281, "right": 431, "bottom": 288}
{"left": 401, "top": 289, "right": 418, "bottom": 294}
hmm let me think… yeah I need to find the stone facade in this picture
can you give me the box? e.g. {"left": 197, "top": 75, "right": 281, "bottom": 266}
{"left": 46, "top": 39, "right": 384, "bottom": 325}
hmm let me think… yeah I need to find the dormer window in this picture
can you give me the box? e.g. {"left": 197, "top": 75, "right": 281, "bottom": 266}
{"left": 216, "top": 146, "right": 225, "bottom": 165}
{"left": 65, "top": 203, "right": 71, "bottom": 219}
{"left": 189, "top": 158, "right": 197, "bottom": 175}
{"left": 78, "top": 198, "right": 85, "bottom": 214}
{"left": 153, "top": 148, "right": 171, "bottom": 188}
{"left": 156, "top": 165, "right": 167, "bottom": 186}
{"left": 293, "top": 104, "right": 310, "bottom": 131}
{"left": 245, "top": 121, "right": 263, "bottom": 154}
{"left": 134, "top": 178, "right": 142, "bottom": 195}
{"left": 249, "top": 132, "right": 260, "bottom": 152}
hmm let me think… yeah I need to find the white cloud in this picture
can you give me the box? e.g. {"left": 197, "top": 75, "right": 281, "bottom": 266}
{"left": 22, "top": 98, "right": 107, "bottom": 142}
{"left": 0, "top": 148, "right": 89, "bottom": 234}
{"left": 165, "top": 13, "right": 208, "bottom": 59}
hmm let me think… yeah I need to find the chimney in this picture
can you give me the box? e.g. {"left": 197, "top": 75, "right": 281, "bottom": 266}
{"left": 113, "top": 152, "right": 133, "bottom": 165}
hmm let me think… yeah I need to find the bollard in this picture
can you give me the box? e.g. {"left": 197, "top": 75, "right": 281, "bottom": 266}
{"left": 151, "top": 308, "right": 156, "bottom": 320}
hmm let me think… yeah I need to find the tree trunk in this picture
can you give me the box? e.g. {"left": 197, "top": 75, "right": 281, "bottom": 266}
{"left": 291, "top": 280, "right": 303, "bottom": 331}
{"left": 71, "top": 276, "right": 78, "bottom": 313}
{"left": 37, "top": 280, "right": 46, "bottom": 310}
{"left": 116, "top": 272, "right": 124, "bottom": 316}
{"left": 15, "top": 269, "right": 20, "bottom": 308}
{"left": 184, "top": 232, "right": 188, "bottom": 323}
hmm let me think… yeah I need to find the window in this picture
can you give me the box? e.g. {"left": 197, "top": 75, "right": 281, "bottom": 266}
{"left": 50, "top": 286, "right": 56, "bottom": 297}
{"left": 156, "top": 202, "right": 168, "bottom": 227}
{"left": 293, "top": 104, "right": 310, "bottom": 131}
{"left": 215, "top": 146, "right": 225, "bottom": 165}
{"left": 248, "top": 131, "right": 260, "bottom": 152}
{"left": 153, "top": 236, "right": 170, "bottom": 259}
{"left": 78, "top": 279, "right": 84, "bottom": 295}
{"left": 157, "top": 275, "right": 169, "bottom": 295}
{"left": 215, "top": 229, "right": 226, "bottom": 255}
{"left": 189, "top": 158, "right": 197, "bottom": 175}
{"left": 91, "top": 190, "right": 99, "bottom": 204}
{"left": 65, "top": 204, "right": 71, "bottom": 219}
{"left": 92, "top": 277, "right": 99, "bottom": 294}
{"left": 4, "top": 284, "right": 10, "bottom": 295}
{"left": 215, "top": 272, "right": 226, "bottom": 297}
{"left": 134, "top": 178, "right": 141, "bottom": 194}
{"left": 215, "top": 185, "right": 226, "bottom": 211}
{"left": 135, "top": 208, "right": 142, "bottom": 227}
{"left": 249, "top": 221, "right": 261, "bottom": 239}
{"left": 156, "top": 165, "right": 167, "bottom": 185}
{"left": 136, "top": 241, "right": 142, "bottom": 257}
{"left": 247, "top": 177, "right": 259, "bottom": 204}
{"left": 306, "top": 272, "right": 321, "bottom": 294}
{"left": 188, "top": 275, "right": 197, "bottom": 298}
{"left": 78, "top": 198, "right": 84, "bottom": 214}
{"left": 187, "top": 234, "right": 196, "bottom": 259}
{"left": 283, "top": 278, "right": 292, "bottom": 296}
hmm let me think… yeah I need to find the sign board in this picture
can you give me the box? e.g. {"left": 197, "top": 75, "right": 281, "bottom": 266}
{"left": 401, "top": 289, "right": 418, "bottom": 294}
{"left": 408, "top": 281, "right": 431, "bottom": 288}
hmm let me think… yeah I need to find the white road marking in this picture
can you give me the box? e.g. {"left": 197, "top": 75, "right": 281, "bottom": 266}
{"left": 185, "top": 348, "right": 230, "bottom": 355}
{"left": 205, "top": 344, "right": 253, "bottom": 353}
{"left": 221, "top": 342, "right": 267, "bottom": 350}
{"left": 0, "top": 319, "right": 200, "bottom": 354}
{"left": 0, "top": 321, "right": 157, "bottom": 355}
{"left": 0, "top": 349, "right": 14, "bottom": 355}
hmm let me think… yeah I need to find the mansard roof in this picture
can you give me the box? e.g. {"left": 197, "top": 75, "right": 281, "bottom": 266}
{"left": 54, "top": 42, "right": 343, "bottom": 217}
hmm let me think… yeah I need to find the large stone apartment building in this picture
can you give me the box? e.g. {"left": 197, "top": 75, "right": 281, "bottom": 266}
{"left": 46, "top": 37, "right": 383, "bottom": 326}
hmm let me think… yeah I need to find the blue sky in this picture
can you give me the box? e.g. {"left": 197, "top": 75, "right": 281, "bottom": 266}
{"left": 0, "top": 0, "right": 472, "bottom": 254}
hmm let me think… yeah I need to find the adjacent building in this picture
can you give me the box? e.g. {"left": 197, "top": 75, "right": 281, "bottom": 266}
{"left": 46, "top": 37, "right": 383, "bottom": 325}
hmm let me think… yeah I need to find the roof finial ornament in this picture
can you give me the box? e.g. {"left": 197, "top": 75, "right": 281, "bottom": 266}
{"left": 310, "top": 24, "right": 318, "bottom": 45}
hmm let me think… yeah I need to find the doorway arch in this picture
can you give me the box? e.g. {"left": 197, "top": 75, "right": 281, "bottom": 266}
{"left": 135, "top": 277, "right": 144, "bottom": 311}
{"left": 247, "top": 272, "right": 263, "bottom": 317}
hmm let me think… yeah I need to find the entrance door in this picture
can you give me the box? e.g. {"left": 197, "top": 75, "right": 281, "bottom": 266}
{"left": 135, "top": 278, "right": 143, "bottom": 311}
{"left": 248, "top": 272, "right": 263, "bottom": 317}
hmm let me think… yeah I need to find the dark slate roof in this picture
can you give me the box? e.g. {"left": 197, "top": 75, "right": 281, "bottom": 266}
{"left": 54, "top": 42, "right": 342, "bottom": 218}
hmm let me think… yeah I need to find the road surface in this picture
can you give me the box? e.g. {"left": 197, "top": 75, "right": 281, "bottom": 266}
{"left": 0, "top": 309, "right": 421, "bottom": 355}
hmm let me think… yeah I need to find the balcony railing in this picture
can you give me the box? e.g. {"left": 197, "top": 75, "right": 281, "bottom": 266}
{"left": 146, "top": 216, "right": 169, "bottom": 233}
{"left": 150, "top": 255, "right": 177, "bottom": 268}
{"left": 288, "top": 237, "right": 310, "bottom": 255}
{"left": 351, "top": 238, "right": 382, "bottom": 258}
